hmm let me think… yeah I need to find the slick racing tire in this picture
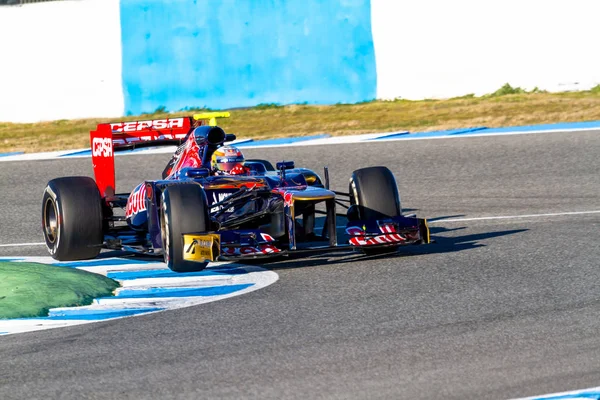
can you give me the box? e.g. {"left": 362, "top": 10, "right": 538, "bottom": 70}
{"left": 42, "top": 176, "right": 103, "bottom": 260}
{"left": 160, "top": 183, "right": 210, "bottom": 272}
{"left": 348, "top": 166, "right": 402, "bottom": 255}
{"left": 245, "top": 159, "right": 275, "bottom": 171}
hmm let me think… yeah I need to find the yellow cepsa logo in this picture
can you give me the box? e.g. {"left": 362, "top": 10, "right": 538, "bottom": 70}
{"left": 183, "top": 234, "right": 220, "bottom": 262}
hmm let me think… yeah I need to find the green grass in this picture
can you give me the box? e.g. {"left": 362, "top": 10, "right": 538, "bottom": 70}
{"left": 2, "top": 84, "right": 600, "bottom": 153}
{"left": 0, "top": 262, "right": 119, "bottom": 319}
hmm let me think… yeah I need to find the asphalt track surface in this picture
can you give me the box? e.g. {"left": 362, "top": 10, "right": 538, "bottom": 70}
{"left": 1, "top": 130, "right": 599, "bottom": 399}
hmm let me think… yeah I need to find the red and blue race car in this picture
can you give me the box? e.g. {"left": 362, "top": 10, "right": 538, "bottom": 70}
{"left": 41, "top": 112, "right": 430, "bottom": 272}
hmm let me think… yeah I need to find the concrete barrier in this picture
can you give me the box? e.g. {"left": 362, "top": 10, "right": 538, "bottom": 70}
{"left": 0, "top": 0, "right": 123, "bottom": 122}
{"left": 1, "top": 0, "right": 599, "bottom": 122}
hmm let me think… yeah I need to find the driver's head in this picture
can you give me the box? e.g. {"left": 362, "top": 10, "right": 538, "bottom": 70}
{"left": 211, "top": 146, "right": 245, "bottom": 174}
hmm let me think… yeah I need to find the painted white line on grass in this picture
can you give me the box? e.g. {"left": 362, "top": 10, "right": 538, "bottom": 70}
{"left": 510, "top": 385, "right": 600, "bottom": 400}
{"left": 429, "top": 210, "right": 600, "bottom": 224}
{"left": 0, "top": 242, "right": 45, "bottom": 248}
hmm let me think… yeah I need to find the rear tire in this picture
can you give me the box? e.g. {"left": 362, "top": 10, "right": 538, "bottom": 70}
{"left": 348, "top": 166, "right": 402, "bottom": 255}
{"left": 42, "top": 177, "right": 103, "bottom": 260}
{"left": 160, "top": 184, "right": 210, "bottom": 272}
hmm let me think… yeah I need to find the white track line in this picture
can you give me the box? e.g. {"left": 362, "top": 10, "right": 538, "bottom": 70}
{"left": 428, "top": 210, "right": 600, "bottom": 223}
{"left": 0, "top": 242, "right": 45, "bottom": 248}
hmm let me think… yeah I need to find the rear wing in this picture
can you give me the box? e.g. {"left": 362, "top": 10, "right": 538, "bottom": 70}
{"left": 90, "top": 112, "right": 230, "bottom": 198}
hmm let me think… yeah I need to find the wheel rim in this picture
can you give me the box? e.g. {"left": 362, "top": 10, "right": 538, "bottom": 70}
{"left": 160, "top": 204, "right": 170, "bottom": 263}
{"left": 43, "top": 197, "right": 59, "bottom": 244}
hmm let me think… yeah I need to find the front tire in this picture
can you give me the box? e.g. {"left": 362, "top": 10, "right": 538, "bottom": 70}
{"left": 42, "top": 177, "right": 103, "bottom": 260}
{"left": 348, "top": 166, "right": 402, "bottom": 255}
{"left": 160, "top": 184, "right": 210, "bottom": 272}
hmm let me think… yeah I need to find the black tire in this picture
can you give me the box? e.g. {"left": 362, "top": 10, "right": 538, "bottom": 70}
{"left": 245, "top": 159, "right": 275, "bottom": 171}
{"left": 349, "top": 166, "right": 401, "bottom": 220}
{"left": 348, "top": 166, "right": 402, "bottom": 255}
{"left": 42, "top": 177, "right": 103, "bottom": 260}
{"left": 160, "top": 184, "right": 210, "bottom": 272}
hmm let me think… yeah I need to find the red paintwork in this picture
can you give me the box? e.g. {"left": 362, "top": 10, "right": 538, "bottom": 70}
{"left": 90, "top": 117, "right": 198, "bottom": 196}
{"left": 164, "top": 134, "right": 203, "bottom": 179}
{"left": 110, "top": 117, "right": 193, "bottom": 146}
{"left": 90, "top": 124, "right": 116, "bottom": 198}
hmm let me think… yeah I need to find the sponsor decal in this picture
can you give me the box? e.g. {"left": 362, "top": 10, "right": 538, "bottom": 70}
{"left": 183, "top": 234, "right": 220, "bottom": 262}
{"left": 92, "top": 137, "right": 113, "bottom": 157}
{"left": 260, "top": 233, "right": 275, "bottom": 242}
{"left": 222, "top": 245, "right": 281, "bottom": 256}
{"left": 126, "top": 184, "right": 147, "bottom": 219}
{"left": 273, "top": 191, "right": 295, "bottom": 207}
{"left": 347, "top": 224, "right": 410, "bottom": 246}
{"left": 111, "top": 118, "right": 186, "bottom": 133}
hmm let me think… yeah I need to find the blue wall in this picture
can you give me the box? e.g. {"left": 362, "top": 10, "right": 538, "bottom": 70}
{"left": 120, "top": 0, "right": 377, "bottom": 115}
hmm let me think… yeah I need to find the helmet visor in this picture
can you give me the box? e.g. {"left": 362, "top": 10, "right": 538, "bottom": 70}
{"left": 215, "top": 155, "right": 244, "bottom": 172}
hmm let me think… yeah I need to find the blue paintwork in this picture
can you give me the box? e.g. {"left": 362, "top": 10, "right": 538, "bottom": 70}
{"left": 410, "top": 127, "right": 487, "bottom": 138}
{"left": 47, "top": 307, "right": 164, "bottom": 320}
{"left": 368, "top": 131, "right": 409, "bottom": 140}
{"left": 120, "top": 0, "right": 377, "bottom": 114}
{"left": 9, "top": 307, "right": 164, "bottom": 321}
{"left": 371, "top": 121, "right": 600, "bottom": 141}
{"left": 52, "top": 258, "right": 154, "bottom": 268}
{"left": 372, "top": 127, "right": 487, "bottom": 141}
{"left": 528, "top": 391, "right": 600, "bottom": 400}
{"left": 113, "top": 283, "right": 254, "bottom": 299}
{"left": 0, "top": 152, "right": 24, "bottom": 157}
{"left": 237, "top": 134, "right": 329, "bottom": 147}
{"left": 59, "top": 149, "right": 93, "bottom": 157}
{"left": 107, "top": 267, "right": 247, "bottom": 280}
{"left": 479, "top": 120, "right": 600, "bottom": 134}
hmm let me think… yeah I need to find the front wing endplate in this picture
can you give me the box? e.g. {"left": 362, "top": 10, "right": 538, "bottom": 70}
{"left": 183, "top": 233, "right": 221, "bottom": 262}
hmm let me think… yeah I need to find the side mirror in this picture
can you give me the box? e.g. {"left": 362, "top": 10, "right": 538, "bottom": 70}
{"left": 276, "top": 161, "right": 295, "bottom": 170}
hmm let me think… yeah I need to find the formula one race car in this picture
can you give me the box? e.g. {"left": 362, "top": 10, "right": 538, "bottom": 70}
{"left": 42, "top": 113, "right": 430, "bottom": 272}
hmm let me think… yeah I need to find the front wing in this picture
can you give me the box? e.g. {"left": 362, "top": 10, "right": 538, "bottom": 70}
{"left": 181, "top": 216, "right": 430, "bottom": 263}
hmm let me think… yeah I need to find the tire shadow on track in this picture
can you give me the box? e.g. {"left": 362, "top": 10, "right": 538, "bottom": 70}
{"left": 246, "top": 225, "right": 529, "bottom": 271}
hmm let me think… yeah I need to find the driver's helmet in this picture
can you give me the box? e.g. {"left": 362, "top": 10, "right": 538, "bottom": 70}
{"left": 211, "top": 146, "right": 245, "bottom": 174}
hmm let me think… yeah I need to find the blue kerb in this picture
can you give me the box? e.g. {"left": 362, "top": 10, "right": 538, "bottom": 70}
{"left": 405, "top": 127, "right": 487, "bottom": 139}
{"left": 448, "top": 127, "right": 488, "bottom": 135}
{"left": 236, "top": 134, "right": 329, "bottom": 147}
{"left": 113, "top": 283, "right": 254, "bottom": 299}
{"left": 52, "top": 258, "right": 155, "bottom": 268}
{"left": 529, "top": 391, "right": 600, "bottom": 400}
{"left": 60, "top": 149, "right": 92, "bottom": 157}
{"left": 0, "top": 152, "right": 24, "bottom": 157}
{"left": 108, "top": 268, "right": 248, "bottom": 280}
{"left": 369, "top": 131, "right": 409, "bottom": 140}
{"left": 481, "top": 120, "right": 600, "bottom": 133}
{"left": 47, "top": 307, "right": 164, "bottom": 320}
{"left": 0, "top": 258, "right": 24, "bottom": 262}
{"left": 8, "top": 308, "right": 164, "bottom": 322}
